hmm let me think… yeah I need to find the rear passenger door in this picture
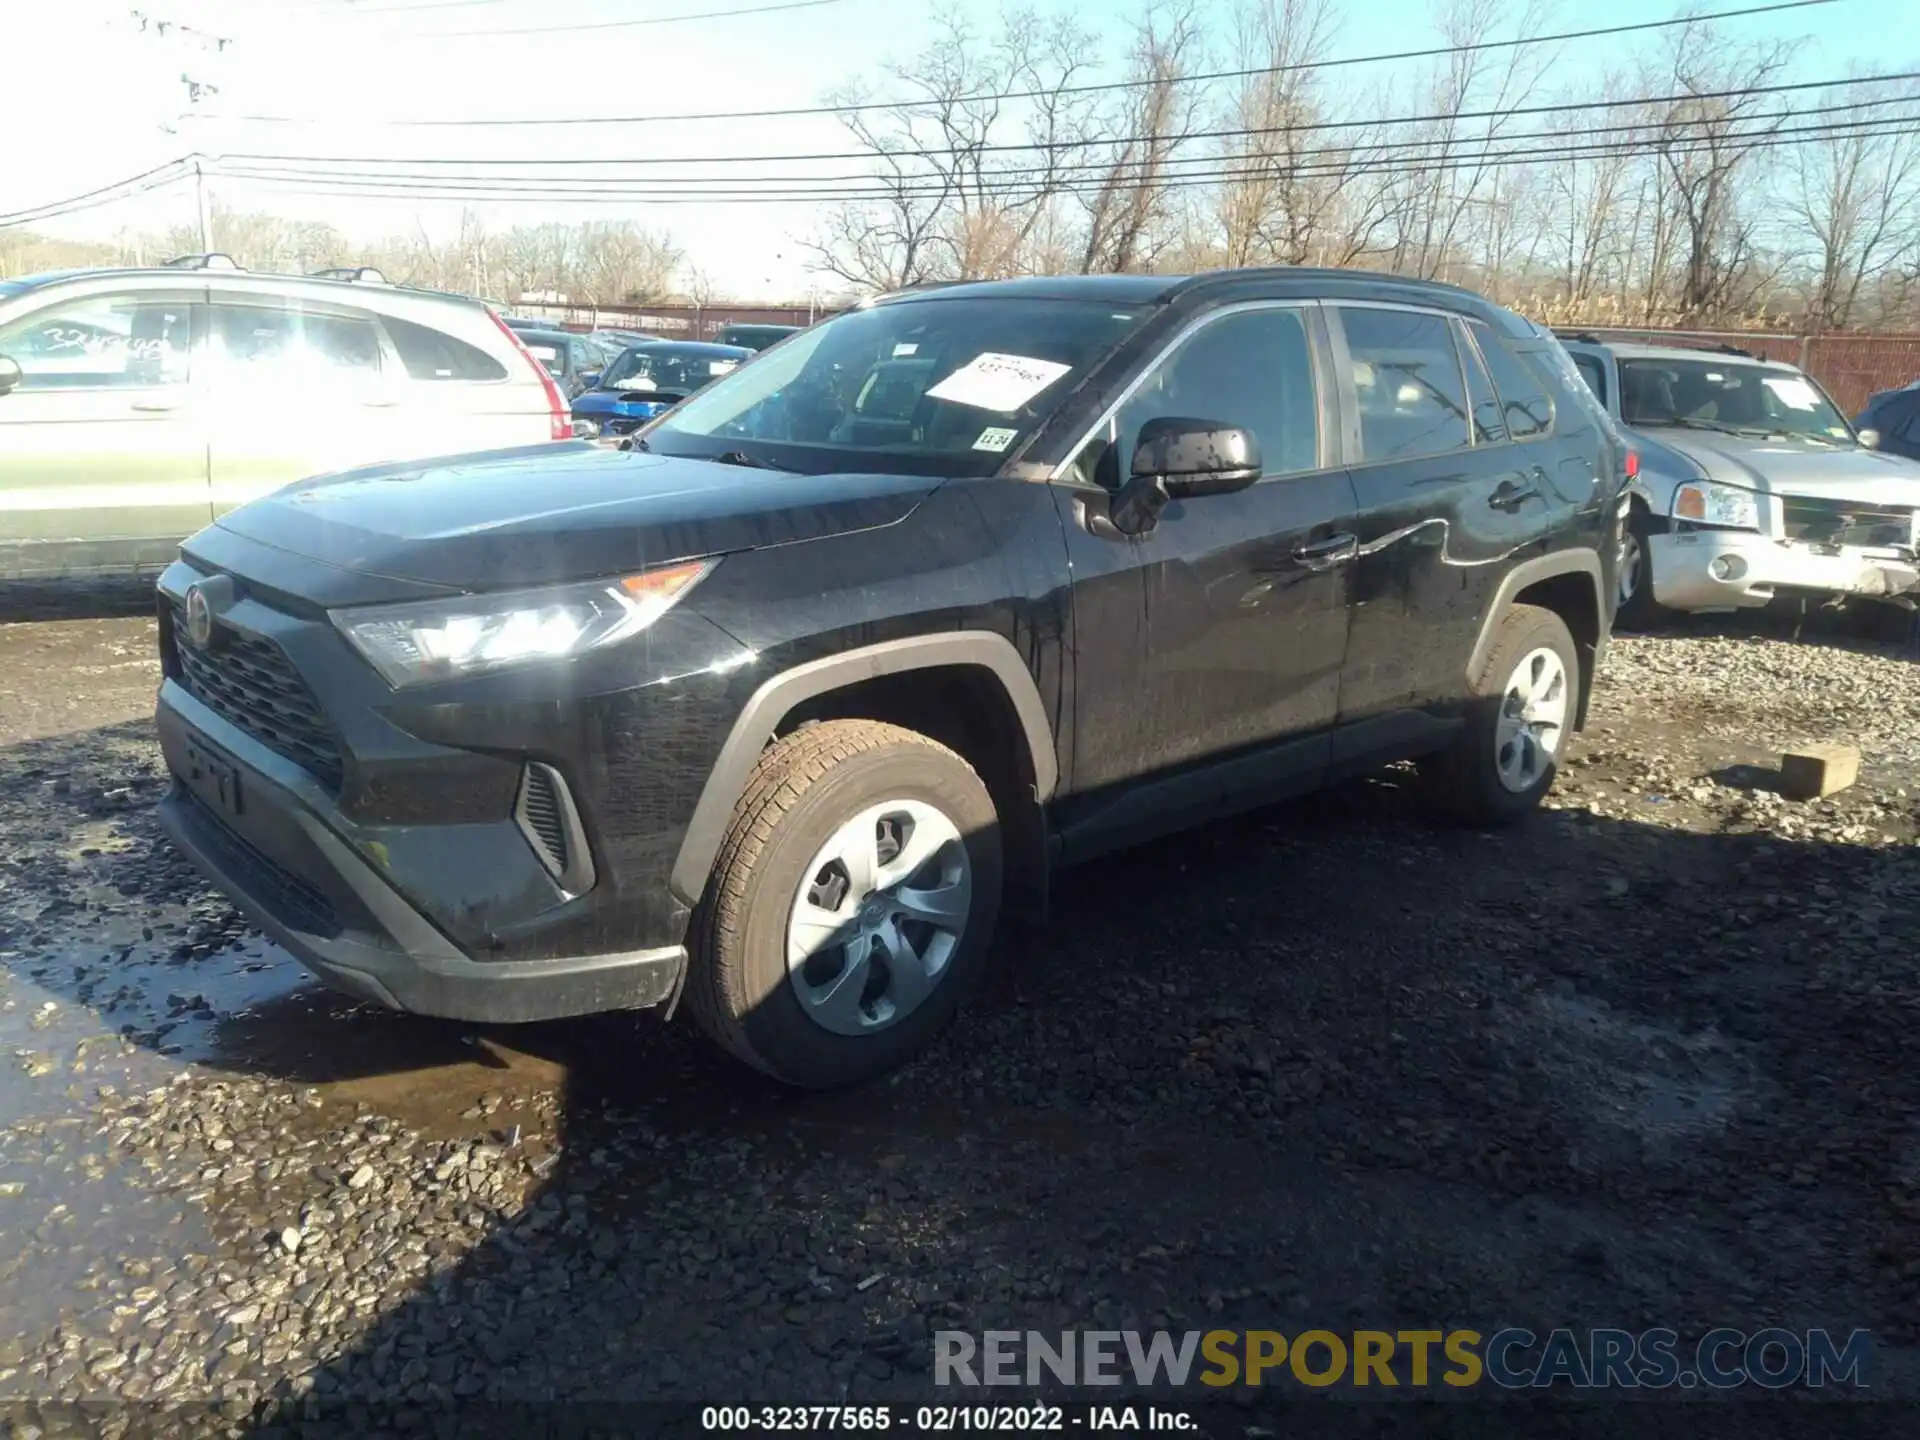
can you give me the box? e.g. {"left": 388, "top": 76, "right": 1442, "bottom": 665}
{"left": 205, "top": 294, "right": 404, "bottom": 513}
{"left": 1331, "top": 304, "right": 1546, "bottom": 732}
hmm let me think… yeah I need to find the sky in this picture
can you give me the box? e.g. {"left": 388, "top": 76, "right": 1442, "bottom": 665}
{"left": 1, "top": 0, "right": 1907, "bottom": 298}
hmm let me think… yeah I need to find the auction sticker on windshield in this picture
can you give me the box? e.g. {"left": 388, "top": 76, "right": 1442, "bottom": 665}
{"left": 1763, "top": 376, "right": 1822, "bottom": 411}
{"left": 972, "top": 426, "right": 1019, "bottom": 452}
{"left": 928, "top": 352, "right": 1073, "bottom": 413}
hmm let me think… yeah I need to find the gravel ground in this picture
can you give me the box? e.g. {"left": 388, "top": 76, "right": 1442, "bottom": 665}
{"left": 2, "top": 597, "right": 1920, "bottom": 1432}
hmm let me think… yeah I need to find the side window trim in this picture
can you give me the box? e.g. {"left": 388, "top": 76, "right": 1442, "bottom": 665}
{"left": 1452, "top": 317, "right": 1509, "bottom": 448}
{"left": 1330, "top": 301, "right": 1475, "bottom": 469}
{"left": 1049, "top": 299, "right": 1335, "bottom": 482}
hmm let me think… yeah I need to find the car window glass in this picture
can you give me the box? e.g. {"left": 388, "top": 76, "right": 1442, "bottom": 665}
{"left": 0, "top": 292, "right": 192, "bottom": 389}
{"left": 1458, "top": 329, "right": 1505, "bottom": 444}
{"left": 1571, "top": 353, "right": 1607, "bottom": 406}
{"left": 212, "top": 304, "right": 381, "bottom": 386}
{"left": 383, "top": 316, "right": 507, "bottom": 381}
{"left": 1339, "top": 307, "right": 1470, "bottom": 461}
{"left": 1478, "top": 336, "right": 1554, "bottom": 439}
{"left": 1097, "top": 307, "right": 1319, "bottom": 487}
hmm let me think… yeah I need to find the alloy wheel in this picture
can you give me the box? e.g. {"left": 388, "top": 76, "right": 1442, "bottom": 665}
{"left": 1494, "top": 646, "right": 1569, "bottom": 794}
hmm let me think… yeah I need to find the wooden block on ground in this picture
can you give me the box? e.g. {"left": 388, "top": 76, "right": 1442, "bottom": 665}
{"left": 1779, "top": 744, "right": 1860, "bottom": 801}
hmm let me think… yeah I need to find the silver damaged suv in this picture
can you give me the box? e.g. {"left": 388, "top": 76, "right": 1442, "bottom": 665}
{"left": 1558, "top": 334, "right": 1920, "bottom": 627}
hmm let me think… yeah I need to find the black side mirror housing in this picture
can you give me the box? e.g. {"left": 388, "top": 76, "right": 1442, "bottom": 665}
{"left": 0, "top": 355, "right": 20, "bottom": 396}
{"left": 1109, "top": 417, "right": 1262, "bottom": 535}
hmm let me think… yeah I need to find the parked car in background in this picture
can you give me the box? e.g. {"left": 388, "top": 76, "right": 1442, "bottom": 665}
{"left": 1557, "top": 334, "right": 1920, "bottom": 626}
{"left": 1855, "top": 380, "right": 1920, "bottom": 462}
{"left": 569, "top": 339, "right": 751, "bottom": 442}
{"left": 152, "top": 267, "right": 1623, "bottom": 1089}
{"left": 511, "top": 327, "right": 602, "bottom": 401}
{"left": 0, "top": 267, "right": 570, "bottom": 580}
{"left": 714, "top": 322, "right": 800, "bottom": 351}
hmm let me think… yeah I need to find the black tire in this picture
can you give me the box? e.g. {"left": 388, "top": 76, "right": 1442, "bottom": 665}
{"left": 686, "top": 719, "right": 1003, "bottom": 1089}
{"left": 1420, "top": 603, "right": 1580, "bottom": 826}
{"left": 1615, "top": 504, "right": 1671, "bottom": 631}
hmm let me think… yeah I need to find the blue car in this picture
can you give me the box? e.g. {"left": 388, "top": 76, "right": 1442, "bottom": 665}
{"left": 570, "top": 340, "right": 752, "bottom": 441}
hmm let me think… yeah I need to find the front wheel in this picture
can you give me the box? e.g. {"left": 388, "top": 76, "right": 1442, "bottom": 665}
{"left": 1421, "top": 604, "right": 1580, "bottom": 825}
{"left": 686, "top": 719, "right": 1003, "bottom": 1089}
{"left": 1615, "top": 506, "right": 1672, "bottom": 630}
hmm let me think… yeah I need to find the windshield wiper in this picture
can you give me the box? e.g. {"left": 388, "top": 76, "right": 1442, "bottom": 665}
{"left": 1634, "top": 417, "right": 1751, "bottom": 436}
{"left": 711, "top": 449, "right": 795, "bottom": 472}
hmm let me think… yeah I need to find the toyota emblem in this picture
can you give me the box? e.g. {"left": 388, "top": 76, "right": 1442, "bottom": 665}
{"left": 183, "top": 584, "right": 214, "bottom": 649}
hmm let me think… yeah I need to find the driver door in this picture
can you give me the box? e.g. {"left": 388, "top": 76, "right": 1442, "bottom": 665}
{"left": 1050, "top": 302, "right": 1360, "bottom": 859}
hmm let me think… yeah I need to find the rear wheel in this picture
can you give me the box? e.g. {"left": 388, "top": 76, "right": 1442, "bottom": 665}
{"left": 687, "top": 720, "right": 1003, "bottom": 1089}
{"left": 1421, "top": 604, "right": 1579, "bottom": 825}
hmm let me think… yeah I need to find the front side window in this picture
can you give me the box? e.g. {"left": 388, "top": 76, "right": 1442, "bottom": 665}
{"left": 1617, "top": 358, "right": 1854, "bottom": 442}
{"left": 647, "top": 297, "right": 1148, "bottom": 477}
{"left": 1087, "top": 306, "right": 1320, "bottom": 486}
{"left": 0, "top": 291, "right": 193, "bottom": 389}
{"left": 211, "top": 303, "right": 381, "bottom": 386}
{"left": 1339, "top": 307, "right": 1470, "bottom": 462}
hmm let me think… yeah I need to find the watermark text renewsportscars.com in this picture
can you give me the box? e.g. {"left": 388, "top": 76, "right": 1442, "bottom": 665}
{"left": 934, "top": 1327, "right": 1873, "bottom": 1391}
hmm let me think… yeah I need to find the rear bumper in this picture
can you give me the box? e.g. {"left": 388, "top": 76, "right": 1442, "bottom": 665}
{"left": 1650, "top": 531, "right": 1920, "bottom": 610}
{"left": 155, "top": 685, "right": 684, "bottom": 1023}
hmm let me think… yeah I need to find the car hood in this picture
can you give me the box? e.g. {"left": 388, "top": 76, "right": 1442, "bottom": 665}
{"left": 1641, "top": 429, "right": 1920, "bottom": 505}
{"left": 211, "top": 442, "right": 943, "bottom": 590}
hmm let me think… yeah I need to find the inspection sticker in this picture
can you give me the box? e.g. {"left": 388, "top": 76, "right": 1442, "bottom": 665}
{"left": 927, "top": 352, "right": 1072, "bottom": 413}
{"left": 972, "top": 426, "right": 1020, "bottom": 452}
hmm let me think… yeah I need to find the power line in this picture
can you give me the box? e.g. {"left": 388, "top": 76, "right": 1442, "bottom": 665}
{"left": 427, "top": 0, "right": 847, "bottom": 36}
{"left": 187, "top": 0, "right": 1839, "bottom": 128}
{"left": 208, "top": 94, "right": 1920, "bottom": 195}
{"left": 0, "top": 162, "right": 194, "bottom": 230}
{"left": 211, "top": 118, "right": 1920, "bottom": 207}
{"left": 213, "top": 69, "right": 1920, "bottom": 170}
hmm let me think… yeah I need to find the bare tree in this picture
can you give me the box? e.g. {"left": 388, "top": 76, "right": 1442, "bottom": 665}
{"left": 800, "top": 6, "right": 1102, "bottom": 289}
{"left": 1782, "top": 73, "right": 1920, "bottom": 329}
{"left": 1541, "top": 72, "right": 1645, "bottom": 311}
{"left": 1076, "top": 1, "right": 1204, "bottom": 273}
{"left": 1646, "top": 18, "right": 1792, "bottom": 321}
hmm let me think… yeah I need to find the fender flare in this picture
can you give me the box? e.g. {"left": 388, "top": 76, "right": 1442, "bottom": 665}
{"left": 1468, "top": 550, "right": 1607, "bottom": 685}
{"left": 668, "top": 632, "right": 1058, "bottom": 905}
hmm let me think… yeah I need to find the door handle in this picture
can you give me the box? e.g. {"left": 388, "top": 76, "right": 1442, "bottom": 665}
{"left": 1489, "top": 478, "right": 1541, "bottom": 510}
{"left": 1291, "top": 532, "right": 1358, "bottom": 570}
{"left": 130, "top": 399, "right": 179, "bottom": 413}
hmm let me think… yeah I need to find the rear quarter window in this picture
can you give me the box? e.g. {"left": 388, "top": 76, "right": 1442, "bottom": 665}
{"left": 384, "top": 316, "right": 508, "bottom": 381}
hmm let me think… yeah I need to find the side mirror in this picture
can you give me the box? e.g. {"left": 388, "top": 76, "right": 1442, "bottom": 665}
{"left": 1858, "top": 427, "right": 1881, "bottom": 451}
{"left": 580, "top": 371, "right": 602, "bottom": 390}
{"left": 0, "top": 355, "right": 20, "bottom": 396}
{"left": 1109, "top": 417, "right": 1261, "bottom": 536}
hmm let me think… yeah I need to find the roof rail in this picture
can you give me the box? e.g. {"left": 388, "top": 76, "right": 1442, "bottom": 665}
{"left": 1710, "top": 341, "right": 1758, "bottom": 360}
{"left": 161, "top": 252, "right": 243, "bottom": 271}
{"left": 1551, "top": 329, "right": 1605, "bottom": 344}
{"left": 310, "top": 265, "right": 393, "bottom": 285}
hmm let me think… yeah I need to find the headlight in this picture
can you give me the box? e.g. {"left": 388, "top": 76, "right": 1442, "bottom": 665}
{"left": 1672, "top": 481, "right": 1761, "bottom": 531}
{"left": 331, "top": 560, "right": 713, "bottom": 689}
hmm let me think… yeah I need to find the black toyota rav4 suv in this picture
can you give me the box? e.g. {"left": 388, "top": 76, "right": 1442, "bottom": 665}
{"left": 154, "top": 270, "right": 1626, "bottom": 1088}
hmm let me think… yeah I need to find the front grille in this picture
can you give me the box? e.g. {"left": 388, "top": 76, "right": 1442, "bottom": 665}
{"left": 1780, "top": 496, "right": 1916, "bottom": 549}
{"left": 169, "top": 602, "right": 344, "bottom": 791}
{"left": 177, "top": 789, "right": 341, "bottom": 937}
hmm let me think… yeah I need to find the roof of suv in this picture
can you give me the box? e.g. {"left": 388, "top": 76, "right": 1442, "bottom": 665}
{"left": 870, "top": 267, "right": 1534, "bottom": 331}
{"left": 0, "top": 265, "right": 485, "bottom": 313}
{"left": 1558, "top": 335, "right": 1799, "bottom": 370}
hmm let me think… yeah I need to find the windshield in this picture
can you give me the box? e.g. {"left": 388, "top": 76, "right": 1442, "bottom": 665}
{"left": 602, "top": 346, "right": 742, "bottom": 395}
{"left": 1618, "top": 358, "right": 1854, "bottom": 442}
{"left": 646, "top": 297, "right": 1148, "bottom": 475}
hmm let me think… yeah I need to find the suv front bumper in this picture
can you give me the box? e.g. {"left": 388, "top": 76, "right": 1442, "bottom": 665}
{"left": 155, "top": 680, "right": 686, "bottom": 1024}
{"left": 1650, "top": 530, "right": 1920, "bottom": 610}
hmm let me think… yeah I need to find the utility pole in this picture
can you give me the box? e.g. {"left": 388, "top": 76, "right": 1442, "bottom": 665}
{"left": 132, "top": 8, "right": 231, "bottom": 252}
{"left": 194, "top": 158, "right": 211, "bottom": 252}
